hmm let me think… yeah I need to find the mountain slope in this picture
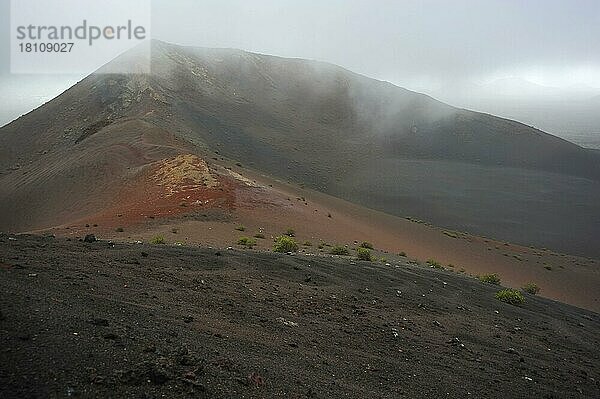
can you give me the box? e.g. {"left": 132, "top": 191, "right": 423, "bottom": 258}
{"left": 1, "top": 40, "right": 599, "bottom": 256}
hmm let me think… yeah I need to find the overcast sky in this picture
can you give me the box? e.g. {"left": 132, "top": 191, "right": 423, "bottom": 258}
{"left": 1, "top": 0, "right": 599, "bottom": 126}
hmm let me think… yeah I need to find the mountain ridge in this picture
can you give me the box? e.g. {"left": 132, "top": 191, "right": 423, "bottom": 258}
{"left": 1, "top": 40, "right": 599, "bottom": 256}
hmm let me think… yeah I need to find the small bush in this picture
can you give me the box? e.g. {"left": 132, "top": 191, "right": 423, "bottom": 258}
{"left": 478, "top": 274, "right": 501, "bottom": 285}
{"left": 284, "top": 228, "right": 296, "bottom": 237}
{"left": 427, "top": 259, "right": 444, "bottom": 270}
{"left": 356, "top": 247, "right": 372, "bottom": 261}
{"left": 495, "top": 289, "right": 525, "bottom": 306}
{"left": 253, "top": 233, "right": 265, "bottom": 239}
{"left": 115, "top": 227, "right": 124, "bottom": 232}
{"left": 238, "top": 236, "right": 257, "bottom": 247}
{"left": 522, "top": 282, "right": 540, "bottom": 295}
{"left": 398, "top": 251, "right": 407, "bottom": 257}
{"left": 359, "top": 241, "right": 374, "bottom": 249}
{"left": 303, "top": 241, "right": 312, "bottom": 246}
{"left": 150, "top": 235, "right": 165, "bottom": 245}
{"left": 330, "top": 246, "right": 349, "bottom": 256}
{"left": 235, "top": 225, "right": 246, "bottom": 232}
{"left": 273, "top": 236, "right": 299, "bottom": 253}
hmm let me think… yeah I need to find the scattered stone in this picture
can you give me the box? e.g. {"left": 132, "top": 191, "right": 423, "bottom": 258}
{"left": 276, "top": 317, "right": 298, "bottom": 327}
{"left": 143, "top": 361, "right": 172, "bottom": 385}
{"left": 506, "top": 348, "right": 518, "bottom": 355}
{"left": 433, "top": 320, "right": 443, "bottom": 328}
{"left": 27, "top": 273, "right": 38, "bottom": 277}
{"left": 447, "top": 337, "right": 465, "bottom": 348}
{"left": 83, "top": 234, "right": 97, "bottom": 243}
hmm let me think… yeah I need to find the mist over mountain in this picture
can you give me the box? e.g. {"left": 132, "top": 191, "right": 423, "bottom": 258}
{"left": 431, "top": 78, "right": 600, "bottom": 149}
{"left": 1, "top": 40, "right": 599, "bottom": 256}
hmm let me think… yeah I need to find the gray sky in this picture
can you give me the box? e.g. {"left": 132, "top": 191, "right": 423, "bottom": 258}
{"left": 1, "top": 0, "right": 599, "bottom": 127}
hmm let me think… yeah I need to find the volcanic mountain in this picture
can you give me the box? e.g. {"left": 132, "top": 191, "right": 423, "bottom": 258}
{"left": 1, "top": 40, "right": 599, "bottom": 258}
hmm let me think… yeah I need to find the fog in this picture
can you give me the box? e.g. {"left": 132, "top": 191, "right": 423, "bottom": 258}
{"left": 1, "top": 0, "right": 599, "bottom": 146}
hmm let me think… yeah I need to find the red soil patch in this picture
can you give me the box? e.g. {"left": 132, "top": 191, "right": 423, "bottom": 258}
{"left": 71, "top": 154, "right": 239, "bottom": 232}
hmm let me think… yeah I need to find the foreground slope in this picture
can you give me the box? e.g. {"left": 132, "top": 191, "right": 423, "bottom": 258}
{"left": 1, "top": 234, "right": 599, "bottom": 398}
{"left": 1, "top": 40, "right": 599, "bottom": 256}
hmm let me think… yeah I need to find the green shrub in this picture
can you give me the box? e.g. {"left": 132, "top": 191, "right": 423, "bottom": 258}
{"left": 303, "top": 241, "right": 312, "bottom": 247}
{"left": 359, "top": 241, "right": 374, "bottom": 249}
{"left": 235, "top": 225, "right": 246, "bottom": 231}
{"left": 273, "top": 236, "right": 299, "bottom": 253}
{"left": 427, "top": 259, "right": 444, "bottom": 270}
{"left": 478, "top": 274, "right": 501, "bottom": 285}
{"left": 398, "top": 251, "right": 407, "bottom": 257}
{"left": 237, "top": 236, "right": 257, "bottom": 247}
{"left": 495, "top": 289, "right": 525, "bottom": 306}
{"left": 253, "top": 233, "right": 265, "bottom": 239}
{"left": 330, "top": 246, "right": 349, "bottom": 256}
{"left": 356, "top": 247, "right": 372, "bottom": 261}
{"left": 522, "top": 282, "right": 540, "bottom": 295}
{"left": 284, "top": 228, "right": 296, "bottom": 237}
{"left": 150, "top": 235, "right": 165, "bottom": 245}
